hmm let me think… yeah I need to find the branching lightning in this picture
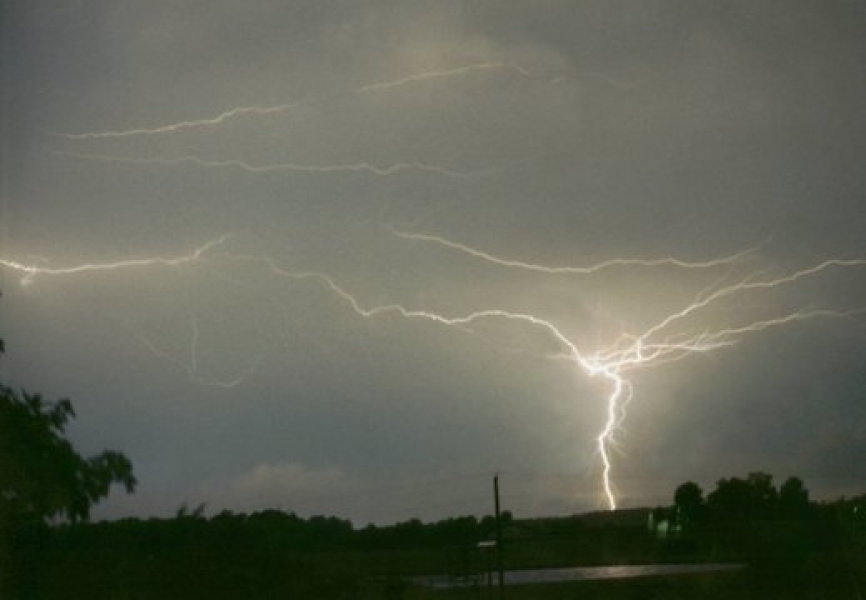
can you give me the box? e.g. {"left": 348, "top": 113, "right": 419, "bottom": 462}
{"left": 16, "top": 13, "right": 864, "bottom": 520}
{"left": 638, "top": 258, "right": 866, "bottom": 342}
{"left": 132, "top": 316, "right": 259, "bottom": 389}
{"left": 3, "top": 231, "right": 864, "bottom": 510}
{"left": 226, "top": 247, "right": 866, "bottom": 510}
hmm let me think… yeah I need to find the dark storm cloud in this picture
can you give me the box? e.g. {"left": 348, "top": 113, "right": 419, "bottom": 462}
{"left": 2, "top": 1, "right": 865, "bottom": 523}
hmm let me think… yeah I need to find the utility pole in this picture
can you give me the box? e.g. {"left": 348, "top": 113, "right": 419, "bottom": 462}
{"left": 494, "top": 474, "right": 504, "bottom": 598}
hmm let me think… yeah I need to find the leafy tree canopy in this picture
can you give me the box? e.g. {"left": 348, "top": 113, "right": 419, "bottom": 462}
{"left": 0, "top": 331, "right": 136, "bottom": 526}
{"left": 0, "top": 386, "right": 136, "bottom": 524}
{"left": 674, "top": 480, "right": 705, "bottom": 524}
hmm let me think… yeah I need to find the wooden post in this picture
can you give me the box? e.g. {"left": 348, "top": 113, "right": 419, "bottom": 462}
{"left": 494, "top": 474, "right": 504, "bottom": 598}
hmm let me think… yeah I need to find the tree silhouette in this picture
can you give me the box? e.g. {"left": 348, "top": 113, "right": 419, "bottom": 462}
{"left": 0, "top": 331, "right": 136, "bottom": 527}
{"left": 779, "top": 476, "right": 811, "bottom": 519}
{"left": 674, "top": 481, "right": 705, "bottom": 527}
{"left": 0, "top": 387, "right": 137, "bottom": 525}
{"left": 707, "top": 472, "right": 779, "bottom": 521}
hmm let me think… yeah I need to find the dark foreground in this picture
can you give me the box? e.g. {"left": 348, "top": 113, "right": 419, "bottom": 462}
{"left": 3, "top": 474, "right": 864, "bottom": 599}
{"left": 3, "top": 506, "right": 863, "bottom": 599}
{"left": 405, "top": 569, "right": 862, "bottom": 600}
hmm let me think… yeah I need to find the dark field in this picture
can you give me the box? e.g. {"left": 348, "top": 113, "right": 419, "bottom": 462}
{"left": 405, "top": 570, "right": 857, "bottom": 600}
{"left": 3, "top": 497, "right": 864, "bottom": 599}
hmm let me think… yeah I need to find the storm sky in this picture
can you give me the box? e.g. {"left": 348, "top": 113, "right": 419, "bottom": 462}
{"left": 2, "top": 1, "right": 865, "bottom": 525}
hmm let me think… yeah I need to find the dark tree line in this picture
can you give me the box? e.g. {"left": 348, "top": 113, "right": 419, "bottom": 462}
{"left": 672, "top": 471, "right": 812, "bottom": 528}
{"left": 660, "top": 472, "right": 865, "bottom": 597}
{"left": 5, "top": 508, "right": 516, "bottom": 598}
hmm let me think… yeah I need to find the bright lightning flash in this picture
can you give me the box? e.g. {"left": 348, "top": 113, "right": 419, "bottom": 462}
{"left": 227, "top": 237, "right": 865, "bottom": 511}
{"left": 2, "top": 234, "right": 864, "bottom": 511}
{"left": 26, "top": 59, "right": 866, "bottom": 511}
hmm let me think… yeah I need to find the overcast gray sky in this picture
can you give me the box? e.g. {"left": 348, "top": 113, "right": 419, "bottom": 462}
{"left": 2, "top": 1, "right": 865, "bottom": 525}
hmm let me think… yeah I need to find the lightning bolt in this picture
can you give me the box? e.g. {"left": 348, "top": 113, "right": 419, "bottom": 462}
{"left": 132, "top": 316, "right": 259, "bottom": 389}
{"left": 225, "top": 247, "right": 865, "bottom": 511}
{"left": 639, "top": 258, "right": 866, "bottom": 342}
{"left": 53, "top": 103, "right": 299, "bottom": 140}
{"left": 0, "top": 234, "right": 266, "bottom": 387}
{"left": 0, "top": 235, "right": 231, "bottom": 287}
{"left": 56, "top": 151, "right": 482, "bottom": 179}
{"left": 26, "top": 37, "right": 864, "bottom": 513}
{"left": 398, "top": 235, "right": 866, "bottom": 507}
{"left": 391, "top": 227, "right": 761, "bottom": 273}
{"left": 53, "top": 62, "right": 532, "bottom": 140}
{"left": 4, "top": 232, "right": 863, "bottom": 510}
{"left": 356, "top": 62, "right": 534, "bottom": 93}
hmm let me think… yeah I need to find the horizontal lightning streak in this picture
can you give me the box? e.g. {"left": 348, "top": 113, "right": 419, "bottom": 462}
{"left": 226, "top": 254, "right": 577, "bottom": 337}
{"left": 392, "top": 228, "right": 760, "bottom": 273}
{"left": 357, "top": 62, "right": 534, "bottom": 93}
{"left": 54, "top": 62, "right": 531, "bottom": 139}
{"left": 55, "top": 103, "right": 299, "bottom": 139}
{"left": 705, "top": 308, "right": 866, "bottom": 340}
{"left": 57, "top": 151, "right": 475, "bottom": 179}
{"left": 0, "top": 235, "right": 231, "bottom": 286}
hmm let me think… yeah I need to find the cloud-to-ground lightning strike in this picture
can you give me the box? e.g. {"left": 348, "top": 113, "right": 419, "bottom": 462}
{"left": 0, "top": 235, "right": 231, "bottom": 286}
{"left": 389, "top": 232, "right": 866, "bottom": 507}
{"left": 3, "top": 231, "right": 863, "bottom": 510}
{"left": 225, "top": 248, "right": 866, "bottom": 510}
